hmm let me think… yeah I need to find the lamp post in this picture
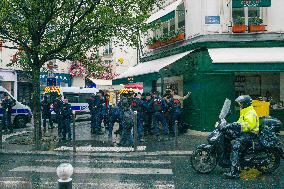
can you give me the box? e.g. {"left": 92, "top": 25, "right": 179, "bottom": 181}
{"left": 56, "top": 163, "right": 74, "bottom": 189}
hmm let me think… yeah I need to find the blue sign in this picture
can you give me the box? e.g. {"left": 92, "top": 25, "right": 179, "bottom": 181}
{"left": 205, "top": 16, "right": 220, "bottom": 24}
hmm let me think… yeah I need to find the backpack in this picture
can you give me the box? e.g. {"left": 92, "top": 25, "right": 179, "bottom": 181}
{"left": 153, "top": 98, "right": 162, "bottom": 111}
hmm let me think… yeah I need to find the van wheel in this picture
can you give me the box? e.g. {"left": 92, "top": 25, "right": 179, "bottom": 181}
{"left": 14, "top": 116, "right": 27, "bottom": 128}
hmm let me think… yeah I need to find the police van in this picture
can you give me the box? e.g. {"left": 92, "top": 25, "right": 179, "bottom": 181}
{"left": 0, "top": 86, "right": 32, "bottom": 128}
{"left": 45, "top": 86, "right": 99, "bottom": 120}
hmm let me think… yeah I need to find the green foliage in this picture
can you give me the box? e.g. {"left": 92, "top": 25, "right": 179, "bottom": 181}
{"left": 248, "top": 17, "right": 263, "bottom": 25}
{"left": 146, "top": 36, "right": 159, "bottom": 45}
{"left": 0, "top": 0, "right": 159, "bottom": 69}
{"left": 234, "top": 16, "right": 245, "bottom": 25}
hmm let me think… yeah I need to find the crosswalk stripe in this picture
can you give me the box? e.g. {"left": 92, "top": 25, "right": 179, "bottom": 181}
{"left": 54, "top": 145, "right": 147, "bottom": 152}
{"left": 10, "top": 166, "right": 173, "bottom": 175}
{"left": 35, "top": 158, "right": 171, "bottom": 165}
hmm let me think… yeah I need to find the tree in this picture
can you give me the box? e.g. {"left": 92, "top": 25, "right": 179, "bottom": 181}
{"left": 0, "top": 0, "right": 158, "bottom": 149}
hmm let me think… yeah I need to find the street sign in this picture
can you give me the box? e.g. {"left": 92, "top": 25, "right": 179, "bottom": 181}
{"left": 47, "top": 77, "right": 56, "bottom": 86}
{"left": 205, "top": 16, "right": 220, "bottom": 24}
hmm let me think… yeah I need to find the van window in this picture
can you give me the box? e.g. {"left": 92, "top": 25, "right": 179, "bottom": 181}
{"left": 63, "top": 92, "right": 79, "bottom": 103}
{"left": 79, "top": 93, "right": 92, "bottom": 103}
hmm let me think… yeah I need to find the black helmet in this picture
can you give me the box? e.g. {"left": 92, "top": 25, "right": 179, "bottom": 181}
{"left": 235, "top": 95, "right": 252, "bottom": 108}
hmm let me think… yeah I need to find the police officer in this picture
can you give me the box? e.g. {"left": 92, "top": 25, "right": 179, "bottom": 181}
{"left": 108, "top": 103, "right": 122, "bottom": 141}
{"left": 150, "top": 91, "right": 169, "bottom": 141}
{"left": 224, "top": 95, "right": 259, "bottom": 179}
{"left": 143, "top": 93, "right": 153, "bottom": 136}
{"left": 167, "top": 90, "right": 191, "bottom": 135}
{"left": 53, "top": 94, "right": 63, "bottom": 138}
{"left": 89, "top": 92, "right": 103, "bottom": 135}
{"left": 61, "top": 98, "right": 73, "bottom": 141}
{"left": 41, "top": 95, "right": 53, "bottom": 131}
{"left": 131, "top": 93, "right": 147, "bottom": 143}
{"left": 118, "top": 97, "right": 134, "bottom": 147}
{"left": 100, "top": 92, "right": 110, "bottom": 130}
{"left": 1, "top": 93, "right": 15, "bottom": 133}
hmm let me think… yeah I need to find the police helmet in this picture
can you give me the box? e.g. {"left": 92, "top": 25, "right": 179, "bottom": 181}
{"left": 235, "top": 95, "right": 252, "bottom": 108}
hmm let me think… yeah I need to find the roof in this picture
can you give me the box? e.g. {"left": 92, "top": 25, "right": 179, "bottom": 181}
{"left": 208, "top": 47, "right": 284, "bottom": 63}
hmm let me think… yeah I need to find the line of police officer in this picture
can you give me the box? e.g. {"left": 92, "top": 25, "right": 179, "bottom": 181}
{"left": 88, "top": 90, "right": 191, "bottom": 146}
{"left": 41, "top": 95, "right": 73, "bottom": 141}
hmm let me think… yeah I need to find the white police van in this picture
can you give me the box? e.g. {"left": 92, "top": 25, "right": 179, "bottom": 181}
{"left": 49, "top": 87, "right": 99, "bottom": 120}
{"left": 0, "top": 86, "right": 32, "bottom": 128}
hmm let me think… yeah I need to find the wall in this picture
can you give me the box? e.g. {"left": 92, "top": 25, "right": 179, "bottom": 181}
{"left": 267, "top": 0, "right": 284, "bottom": 32}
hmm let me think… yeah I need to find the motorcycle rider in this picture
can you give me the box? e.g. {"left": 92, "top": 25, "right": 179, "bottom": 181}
{"left": 224, "top": 95, "right": 259, "bottom": 179}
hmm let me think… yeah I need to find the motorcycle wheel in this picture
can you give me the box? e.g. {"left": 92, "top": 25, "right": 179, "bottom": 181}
{"left": 190, "top": 148, "right": 217, "bottom": 174}
{"left": 256, "top": 150, "right": 280, "bottom": 174}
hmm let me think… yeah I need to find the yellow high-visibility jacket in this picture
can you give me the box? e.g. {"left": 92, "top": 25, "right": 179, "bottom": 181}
{"left": 237, "top": 105, "right": 259, "bottom": 134}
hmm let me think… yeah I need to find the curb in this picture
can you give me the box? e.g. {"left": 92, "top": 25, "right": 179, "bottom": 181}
{"left": 186, "top": 129, "right": 284, "bottom": 136}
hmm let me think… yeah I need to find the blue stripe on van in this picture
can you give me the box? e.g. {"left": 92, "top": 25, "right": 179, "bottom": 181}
{"left": 0, "top": 108, "right": 29, "bottom": 115}
{"left": 71, "top": 106, "right": 81, "bottom": 111}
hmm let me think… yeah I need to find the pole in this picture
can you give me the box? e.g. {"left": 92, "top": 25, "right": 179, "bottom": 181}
{"left": 174, "top": 120, "right": 178, "bottom": 146}
{"left": 0, "top": 123, "right": 2, "bottom": 149}
{"left": 133, "top": 111, "right": 138, "bottom": 151}
{"left": 72, "top": 111, "right": 76, "bottom": 153}
{"left": 58, "top": 180, "right": 72, "bottom": 189}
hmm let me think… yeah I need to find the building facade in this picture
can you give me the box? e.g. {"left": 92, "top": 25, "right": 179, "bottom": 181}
{"left": 114, "top": 0, "right": 284, "bottom": 131}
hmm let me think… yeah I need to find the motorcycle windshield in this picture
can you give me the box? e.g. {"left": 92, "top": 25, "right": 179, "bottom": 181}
{"left": 219, "top": 98, "right": 231, "bottom": 120}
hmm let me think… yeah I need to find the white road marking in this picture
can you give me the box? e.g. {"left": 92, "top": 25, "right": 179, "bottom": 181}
{"left": 54, "top": 145, "right": 147, "bottom": 152}
{"left": 10, "top": 166, "right": 173, "bottom": 175}
{"left": 35, "top": 158, "right": 171, "bottom": 165}
{"left": 2, "top": 131, "right": 30, "bottom": 142}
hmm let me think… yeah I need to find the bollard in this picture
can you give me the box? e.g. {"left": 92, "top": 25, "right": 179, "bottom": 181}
{"left": 174, "top": 120, "right": 178, "bottom": 145}
{"left": 133, "top": 111, "right": 138, "bottom": 151}
{"left": 72, "top": 111, "right": 76, "bottom": 153}
{"left": 57, "top": 163, "right": 73, "bottom": 189}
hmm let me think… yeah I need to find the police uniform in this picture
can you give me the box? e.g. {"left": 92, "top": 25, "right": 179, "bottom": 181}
{"left": 131, "top": 96, "right": 147, "bottom": 143}
{"left": 118, "top": 98, "right": 134, "bottom": 146}
{"left": 100, "top": 95, "right": 109, "bottom": 130}
{"left": 89, "top": 94, "right": 103, "bottom": 134}
{"left": 150, "top": 94, "right": 169, "bottom": 138}
{"left": 108, "top": 104, "right": 122, "bottom": 139}
{"left": 53, "top": 97, "right": 63, "bottom": 138}
{"left": 169, "top": 97, "right": 182, "bottom": 135}
{"left": 62, "top": 102, "right": 73, "bottom": 140}
{"left": 1, "top": 95, "right": 15, "bottom": 133}
{"left": 41, "top": 97, "right": 53, "bottom": 130}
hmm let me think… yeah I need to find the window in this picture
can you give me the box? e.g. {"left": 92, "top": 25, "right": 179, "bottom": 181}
{"left": 177, "top": 3, "right": 185, "bottom": 30}
{"left": 63, "top": 93, "right": 79, "bottom": 103}
{"left": 79, "top": 93, "right": 92, "bottom": 103}
{"left": 162, "top": 22, "right": 169, "bottom": 35}
{"left": 170, "top": 18, "right": 175, "bottom": 32}
{"left": 232, "top": 7, "right": 262, "bottom": 25}
{"left": 103, "top": 41, "right": 112, "bottom": 55}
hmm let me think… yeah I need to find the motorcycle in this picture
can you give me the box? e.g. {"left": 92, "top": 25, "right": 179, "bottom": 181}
{"left": 191, "top": 99, "right": 284, "bottom": 174}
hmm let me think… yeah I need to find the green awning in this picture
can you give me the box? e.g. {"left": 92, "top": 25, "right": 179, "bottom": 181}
{"left": 232, "top": 0, "right": 271, "bottom": 8}
{"left": 146, "top": 0, "right": 182, "bottom": 24}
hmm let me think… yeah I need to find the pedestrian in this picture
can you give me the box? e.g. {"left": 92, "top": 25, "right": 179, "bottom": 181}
{"left": 41, "top": 95, "right": 53, "bottom": 131}
{"left": 61, "top": 98, "right": 73, "bottom": 141}
{"left": 1, "top": 92, "right": 16, "bottom": 133}
{"left": 118, "top": 97, "right": 134, "bottom": 147}
{"left": 150, "top": 91, "right": 169, "bottom": 141}
{"left": 114, "top": 93, "right": 127, "bottom": 135}
{"left": 53, "top": 94, "right": 63, "bottom": 138}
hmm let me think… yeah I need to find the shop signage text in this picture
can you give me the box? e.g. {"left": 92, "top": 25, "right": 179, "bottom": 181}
{"left": 233, "top": 0, "right": 271, "bottom": 8}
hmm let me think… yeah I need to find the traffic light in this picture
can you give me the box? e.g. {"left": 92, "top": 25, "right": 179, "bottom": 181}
{"left": 47, "top": 77, "right": 56, "bottom": 86}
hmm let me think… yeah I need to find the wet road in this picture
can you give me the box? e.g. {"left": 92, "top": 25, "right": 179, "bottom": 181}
{"left": 0, "top": 153, "right": 283, "bottom": 189}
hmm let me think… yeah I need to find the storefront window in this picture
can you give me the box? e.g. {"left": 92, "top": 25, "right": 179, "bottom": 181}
{"left": 232, "top": 8, "right": 245, "bottom": 24}
{"left": 234, "top": 73, "right": 282, "bottom": 109}
{"left": 170, "top": 18, "right": 175, "bottom": 32}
